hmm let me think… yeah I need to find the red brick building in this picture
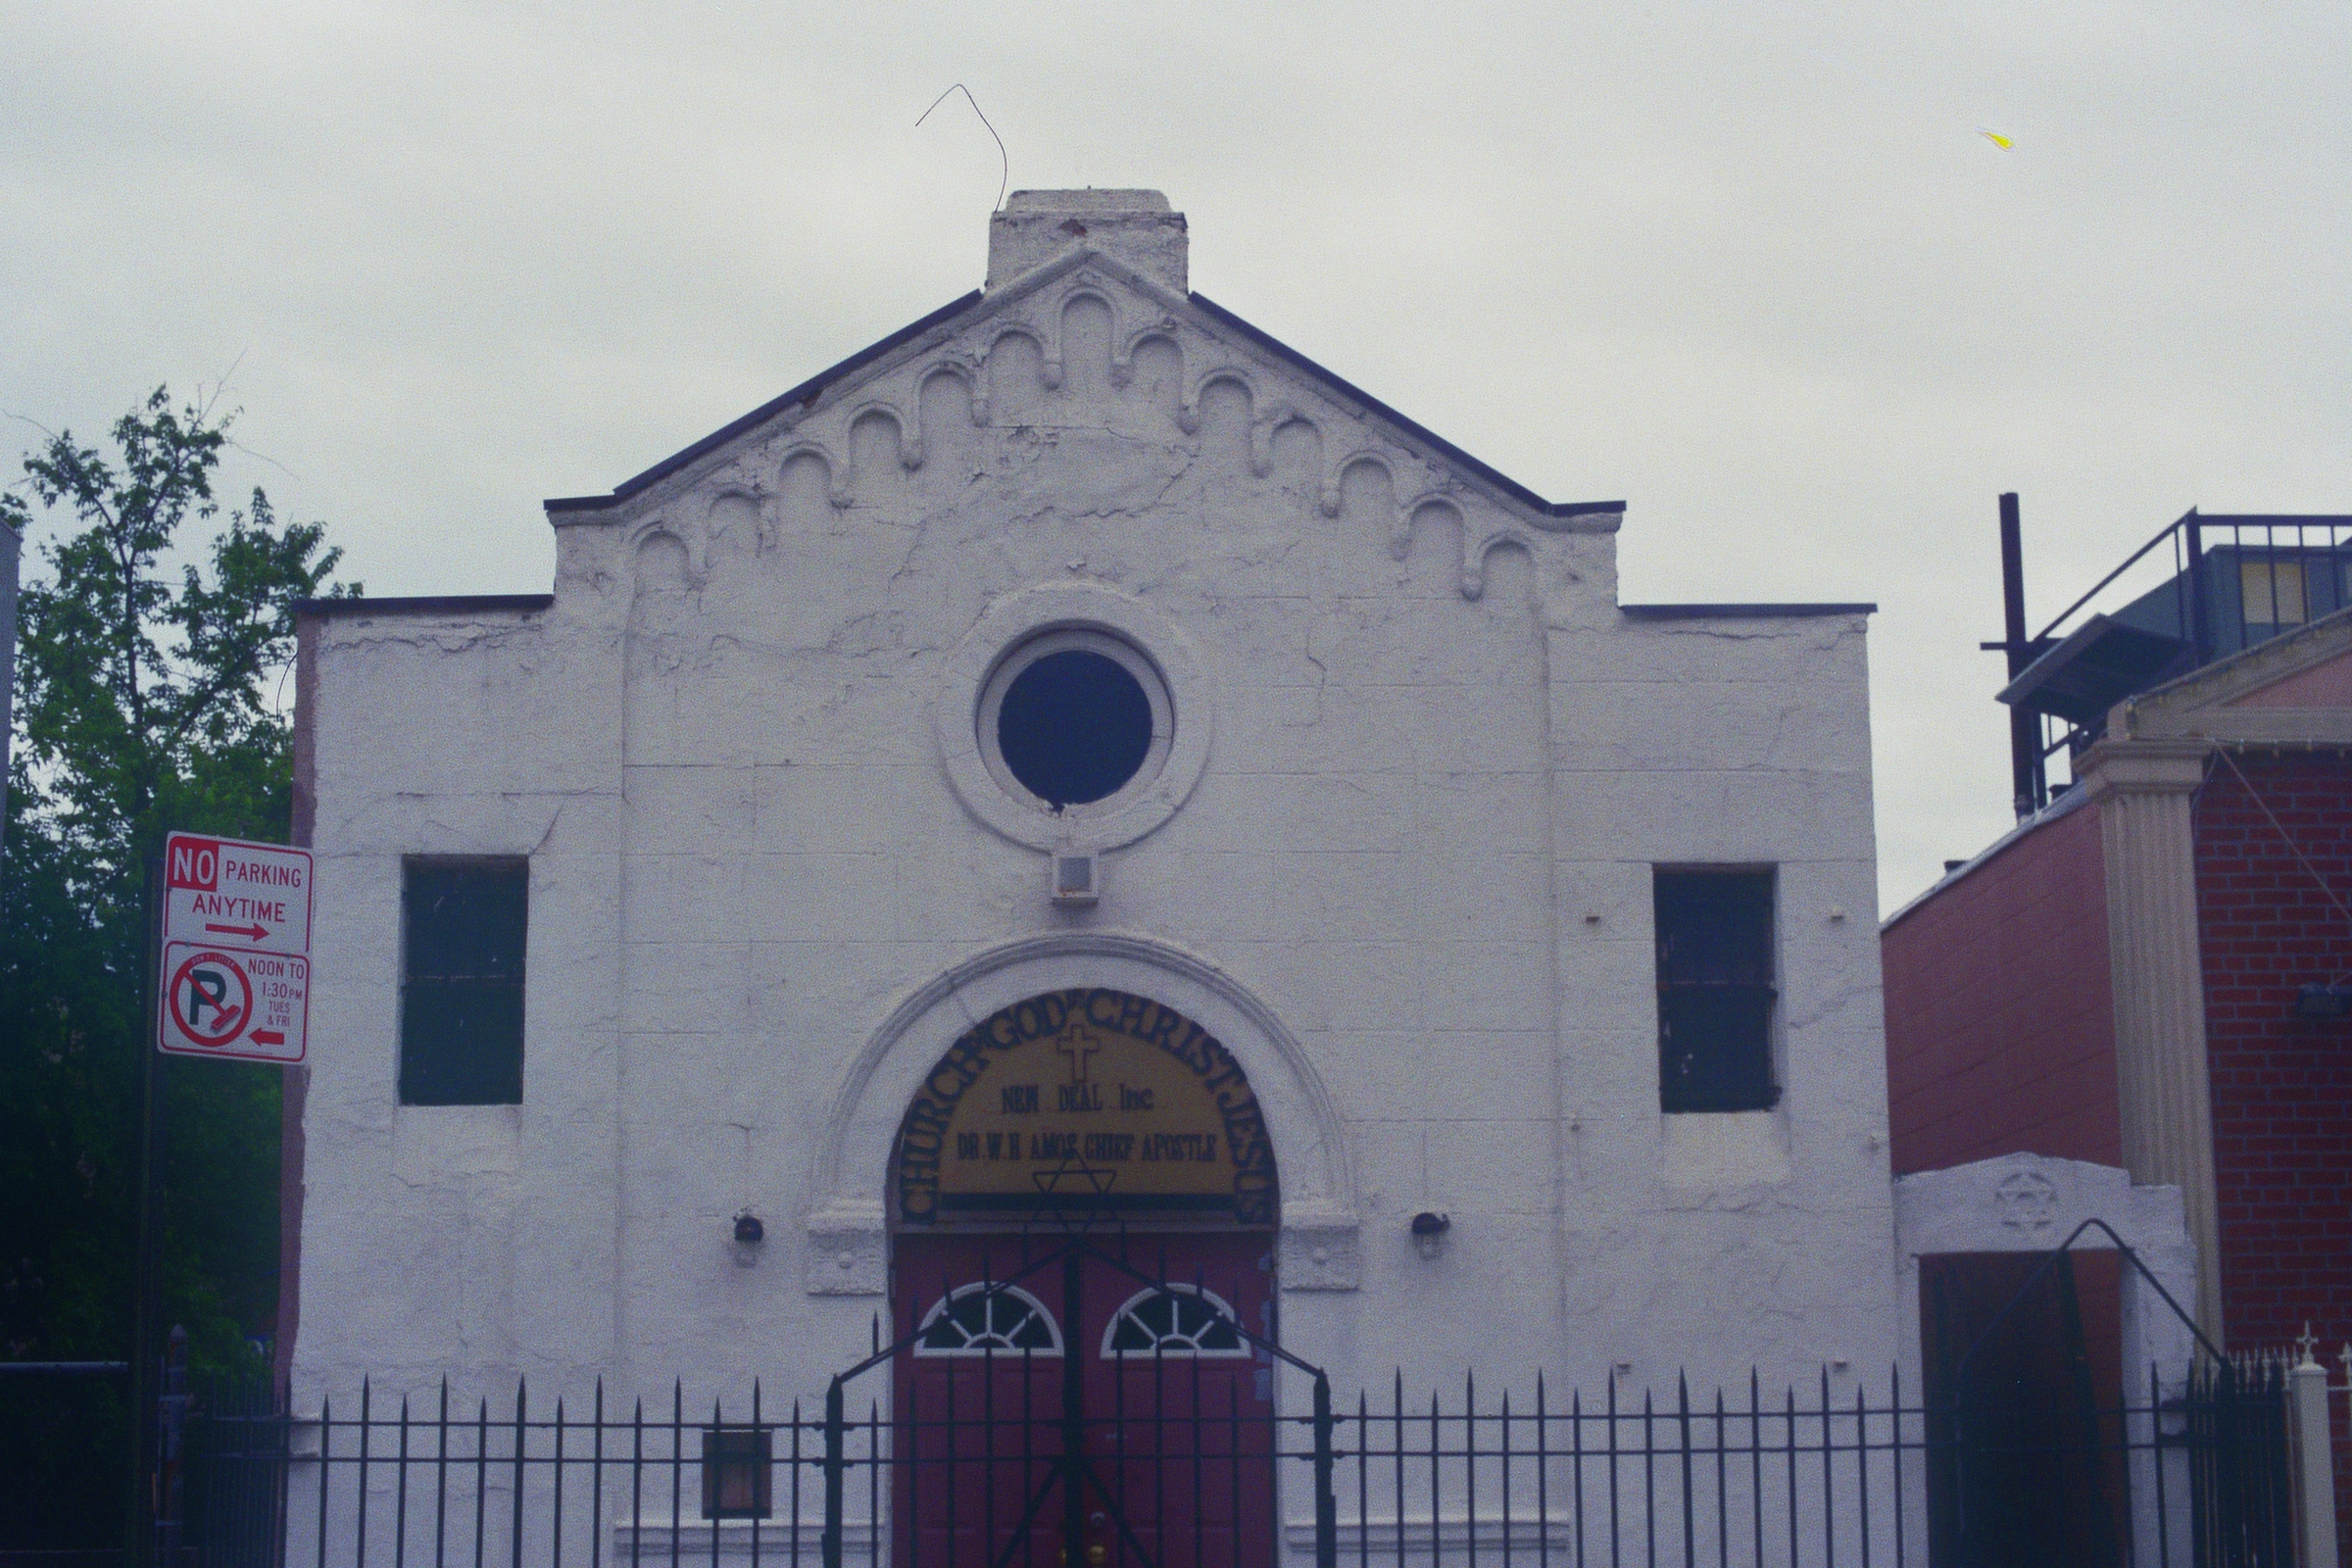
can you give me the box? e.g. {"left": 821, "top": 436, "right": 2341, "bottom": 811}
{"left": 1886, "top": 606, "right": 2352, "bottom": 1351}
{"left": 1886, "top": 586, "right": 2352, "bottom": 1548}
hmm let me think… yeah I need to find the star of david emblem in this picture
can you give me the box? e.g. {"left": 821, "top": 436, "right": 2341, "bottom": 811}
{"left": 1032, "top": 1154, "right": 1116, "bottom": 1199}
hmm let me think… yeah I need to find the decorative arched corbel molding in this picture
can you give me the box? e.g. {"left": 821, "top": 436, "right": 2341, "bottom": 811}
{"left": 627, "top": 519, "right": 705, "bottom": 587}
{"left": 800, "top": 931, "right": 1363, "bottom": 1296}
{"left": 842, "top": 400, "right": 922, "bottom": 472}
{"left": 1176, "top": 368, "right": 1254, "bottom": 436}
{"left": 700, "top": 484, "right": 770, "bottom": 559}
{"left": 1319, "top": 451, "right": 1379, "bottom": 517}
{"left": 917, "top": 357, "right": 989, "bottom": 431}
{"left": 776, "top": 442, "right": 853, "bottom": 510}
{"left": 1117, "top": 319, "right": 1182, "bottom": 387}
{"left": 1396, "top": 492, "right": 1463, "bottom": 564}
{"left": 1050, "top": 281, "right": 1124, "bottom": 389}
{"left": 1460, "top": 527, "right": 1542, "bottom": 601}
{"left": 980, "top": 322, "right": 1050, "bottom": 400}
{"left": 1249, "top": 403, "right": 1312, "bottom": 478}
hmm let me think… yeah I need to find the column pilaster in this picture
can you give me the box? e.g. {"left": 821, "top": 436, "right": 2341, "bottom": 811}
{"left": 2081, "top": 738, "right": 2222, "bottom": 1340}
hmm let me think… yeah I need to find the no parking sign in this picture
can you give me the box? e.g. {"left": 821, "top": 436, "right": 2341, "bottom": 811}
{"left": 157, "top": 831, "right": 312, "bottom": 1064}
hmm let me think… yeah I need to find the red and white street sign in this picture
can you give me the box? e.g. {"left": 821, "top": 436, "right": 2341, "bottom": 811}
{"left": 157, "top": 832, "right": 312, "bottom": 1064}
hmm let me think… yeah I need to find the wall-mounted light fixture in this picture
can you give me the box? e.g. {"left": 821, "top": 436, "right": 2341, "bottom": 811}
{"left": 1052, "top": 850, "right": 1100, "bottom": 906}
{"left": 1410, "top": 1211, "right": 1450, "bottom": 1259}
{"left": 733, "top": 1211, "right": 765, "bottom": 1247}
{"left": 2293, "top": 983, "right": 2352, "bottom": 1019}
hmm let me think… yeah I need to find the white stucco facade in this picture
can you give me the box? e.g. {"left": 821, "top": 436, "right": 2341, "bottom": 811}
{"left": 285, "top": 191, "right": 1900, "bottom": 1417}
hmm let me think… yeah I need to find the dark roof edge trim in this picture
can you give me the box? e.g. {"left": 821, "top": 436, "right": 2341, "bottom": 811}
{"left": 1880, "top": 784, "right": 2091, "bottom": 934}
{"left": 295, "top": 594, "right": 555, "bottom": 617}
{"left": 1621, "top": 602, "right": 1877, "bottom": 619}
{"left": 1184, "top": 293, "right": 1622, "bottom": 519}
{"left": 543, "top": 290, "right": 987, "bottom": 514}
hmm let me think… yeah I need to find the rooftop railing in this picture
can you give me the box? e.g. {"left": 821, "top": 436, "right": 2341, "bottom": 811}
{"left": 1997, "top": 510, "right": 2352, "bottom": 813}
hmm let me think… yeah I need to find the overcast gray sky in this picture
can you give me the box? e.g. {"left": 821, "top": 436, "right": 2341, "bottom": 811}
{"left": 5, "top": 0, "right": 2346, "bottom": 910}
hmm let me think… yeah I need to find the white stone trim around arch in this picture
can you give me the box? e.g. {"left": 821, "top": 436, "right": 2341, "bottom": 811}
{"left": 800, "top": 931, "right": 1360, "bottom": 1298}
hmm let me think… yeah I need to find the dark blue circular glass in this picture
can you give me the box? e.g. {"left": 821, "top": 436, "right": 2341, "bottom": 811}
{"left": 995, "top": 649, "right": 1153, "bottom": 809}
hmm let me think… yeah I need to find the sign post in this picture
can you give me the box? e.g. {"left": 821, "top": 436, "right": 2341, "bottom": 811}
{"left": 128, "top": 832, "right": 315, "bottom": 1565}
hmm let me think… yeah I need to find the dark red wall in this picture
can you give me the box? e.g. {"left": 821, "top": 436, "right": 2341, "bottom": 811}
{"left": 1884, "top": 797, "right": 2120, "bottom": 1177}
{"left": 2191, "top": 754, "right": 2352, "bottom": 1357}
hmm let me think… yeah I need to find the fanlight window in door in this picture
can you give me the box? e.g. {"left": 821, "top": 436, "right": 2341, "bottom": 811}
{"left": 913, "top": 1284, "right": 1062, "bottom": 1356}
{"left": 1102, "top": 1286, "right": 1249, "bottom": 1357}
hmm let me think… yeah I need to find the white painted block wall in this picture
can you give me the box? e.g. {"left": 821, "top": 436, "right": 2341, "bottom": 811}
{"left": 290, "top": 196, "right": 1900, "bottom": 1428}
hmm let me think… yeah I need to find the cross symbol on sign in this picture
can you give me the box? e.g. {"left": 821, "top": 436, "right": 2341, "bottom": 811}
{"left": 1055, "top": 1026, "right": 1102, "bottom": 1084}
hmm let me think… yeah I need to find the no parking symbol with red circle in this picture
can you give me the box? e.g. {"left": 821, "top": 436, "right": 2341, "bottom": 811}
{"left": 167, "top": 950, "right": 254, "bottom": 1049}
{"left": 157, "top": 939, "right": 307, "bottom": 1063}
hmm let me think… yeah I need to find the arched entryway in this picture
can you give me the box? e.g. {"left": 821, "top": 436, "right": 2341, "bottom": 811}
{"left": 887, "top": 987, "right": 1285, "bottom": 1568}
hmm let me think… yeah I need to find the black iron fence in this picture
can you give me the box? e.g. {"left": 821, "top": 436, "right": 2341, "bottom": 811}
{"left": 185, "top": 1360, "right": 2300, "bottom": 1568}
{"left": 0, "top": 1360, "right": 130, "bottom": 1568}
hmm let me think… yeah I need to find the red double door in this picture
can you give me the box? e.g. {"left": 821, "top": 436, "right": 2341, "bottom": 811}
{"left": 891, "top": 1231, "right": 1278, "bottom": 1568}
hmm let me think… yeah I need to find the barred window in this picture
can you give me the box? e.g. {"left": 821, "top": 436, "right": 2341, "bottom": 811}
{"left": 400, "top": 860, "right": 527, "bottom": 1105}
{"left": 1654, "top": 868, "right": 1780, "bottom": 1114}
{"left": 701, "top": 1427, "right": 771, "bottom": 1520}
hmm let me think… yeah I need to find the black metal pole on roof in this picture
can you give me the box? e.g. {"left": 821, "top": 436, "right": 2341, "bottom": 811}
{"left": 1998, "top": 494, "right": 2045, "bottom": 817}
{"left": 2183, "top": 510, "right": 2211, "bottom": 664}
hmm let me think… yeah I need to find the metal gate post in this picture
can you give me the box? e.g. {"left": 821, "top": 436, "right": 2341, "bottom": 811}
{"left": 823, "top": 1378, "right": 846, "bottom": 1568}
{"left": 1061, "top": 1249, "right": 1086, "bottom": 1568}
{"left": 2290, "top": 1337, "right": 2341, "bottom": 1568}
{"left": 1311, "top": 1374, "right": 1336, "bottom": 1568}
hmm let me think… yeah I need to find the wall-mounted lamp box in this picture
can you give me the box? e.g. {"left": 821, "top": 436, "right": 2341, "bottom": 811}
{"left": 1410, "top": 1211, "right": 1450, "bottom": 1258}
{"left": 2294, "top": 983, "right": 2352, "bottom": 1019}
{"left": 1052, "top": 851, "right": 1100, "bottom": 906}
{"left": 733, "top": 1212, "right": 764, "bottom": 1246}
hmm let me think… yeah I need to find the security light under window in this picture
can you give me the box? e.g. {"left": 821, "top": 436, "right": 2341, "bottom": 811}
{"left": 399, "top": 860, "right": 527, "bottom": 1105}
{"left": 1654, "top": 868, "right": 1780, "bottom": 1114}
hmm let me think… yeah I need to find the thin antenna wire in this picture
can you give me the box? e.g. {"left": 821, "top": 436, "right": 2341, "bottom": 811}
{"left": 916, "top": 84, "right": 1008, "bottom": 212}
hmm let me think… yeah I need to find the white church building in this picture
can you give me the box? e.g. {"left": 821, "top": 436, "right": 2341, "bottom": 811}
{"left": 279, "top": 191, "right": 1930, "bottom": 1564}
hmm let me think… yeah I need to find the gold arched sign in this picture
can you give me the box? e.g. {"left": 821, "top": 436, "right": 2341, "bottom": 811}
{"left": 895, "top": 989, "right": 1278, "bottom": 1226}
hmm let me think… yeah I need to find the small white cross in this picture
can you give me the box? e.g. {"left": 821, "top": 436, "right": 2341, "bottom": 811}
{"left": 1055, "top": 1026, "right": 1102, "bottom": 1084}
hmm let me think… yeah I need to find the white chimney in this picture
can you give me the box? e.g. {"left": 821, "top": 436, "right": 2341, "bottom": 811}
{"left": 987, "top": 189, "right": 1187, "bottom": 293}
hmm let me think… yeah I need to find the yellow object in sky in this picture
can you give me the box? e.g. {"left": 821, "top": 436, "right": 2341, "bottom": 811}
{"left": 1979, "top": 128, "right": 2014, "bottom": 149}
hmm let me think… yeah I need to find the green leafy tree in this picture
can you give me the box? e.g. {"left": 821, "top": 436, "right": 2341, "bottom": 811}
{"left": 1, "top": 388, "right": 356, "bottom": 1386}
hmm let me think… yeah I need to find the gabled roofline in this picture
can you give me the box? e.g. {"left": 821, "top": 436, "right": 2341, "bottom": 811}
{"left": 1182, "top": 293, "right": 1622, "bottom": 522}
{"left": 543, "top": 291, "right": 985, "bottom": 514}
{"left": 2104, "top": 602, "right": 2352, "bottom": 750}
{"left": 539, "top": 270, "right": 1624, "bottom": 523}
{"left": 2125, "top": 602, "right": 2352, "bottom": 714}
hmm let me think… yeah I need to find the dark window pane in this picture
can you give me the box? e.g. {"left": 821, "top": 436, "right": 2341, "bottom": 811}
{"left": 1655, "top": 874, "right": 1773, "bottom": 987}
{"left": 1654, "top": 868, "right": 1779, "bottom": 1113}
{"left": 996, "top": 648, "right": 1153, "bottom": 808}
{"left": 401, "top": 861, "right": 527, "bottom": 1105}
{"left": 399, "top": 982, "right": 523, "bottom": 1104}
{"left": 405, "top": 863, "right": 527, "bottom": 979}
{"left": 1659, "top": 988, "right": 1776, "bottom": 1112}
